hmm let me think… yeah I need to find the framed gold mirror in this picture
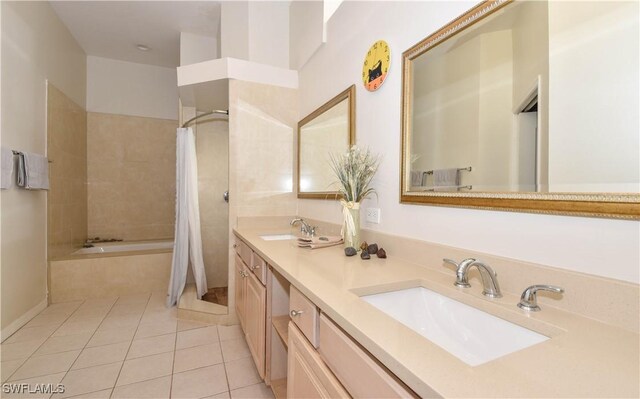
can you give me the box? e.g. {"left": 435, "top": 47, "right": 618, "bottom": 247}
{"left": 298, "top": 85, "right": 355, "bottom": 199}
{"left": 400, "top": 0, "right": 639, "bottom": 219}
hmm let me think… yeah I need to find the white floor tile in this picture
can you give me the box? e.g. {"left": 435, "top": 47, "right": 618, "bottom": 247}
{"left": 107, "top": 304, "right": 146, "bottom": 318}
{"left": 35, "top": 333, "right": 92, "bottom": 356}
{"left": 1, "top": 359, "right": 25, "bottom": 383}
{"left": 173, "top": 342, "right": 223, "bottom": 373}
{"left": 80, "top": 298, "right": 117, "bottom": 308}
{"left": 86, "top": 328, "right": 136, "bottom": 348}
{"left": 116, "top": 294, "right": 150, "bottom": 306}
{"left": 4, "top": 325, "right": 58, "bottom": 345}
{"left": 176, "top": 326, "right": 219, "bottom": 350}
{"left": 98, "top": 314, "right": 140, "bottom": 331}
{"left": 204, "top": 392, "right": 231, "bottom": 399}
{"left": 2, "top": 371, "right": 66, "bottom": 399}
{"left": 171, "top": 364, "right": 228, "bottom": 399}
{"left": 63, "top": 388, "right": 112, "bottom": 398}
{"left": 134, "top": 321, "right": 177, "bottom": 340}
{"left": 224, "top": 357, "right": 261, "bottom": 390}
{"left": 40, "top": 302, "right": 83, "bottom": 317}
{"left": 10, "top": 350, "right": 80, "bottom": 381}
{"left": 1, "top": 338, "right": 46, "bottom": 361}
{"left": 71, "top": 341, "right": 129, "bottom": 370}
{"left": 57, "top": 362, "right": 121, "bottom": 398}
{"left": 139, "top": 308, "right": 176, "bottom": 324}
{"left": 116, "top": 352, "right": 173, "bottom": 387}
{"left": 177, "top": 320, "right": 213, "bottom": 332}
{"left": 23, "top": 313, "right": 68, "bottom": 329}
{"left": 126, "top": 334, "right": 175, "bottom": 360}
{"left": 220, "top": 338, "right": 251, "bottom": 362}
{"left": 111, "top": 375, "right": 171, "bottom": 399}
{"left": 230, "top": 383, "right": 275, "bottom": 399}
{"left": 218, "top": 325, "right": 243, "bottom": 342}
{"left": 52, "top": 318, "right": 102, "bottom": 337}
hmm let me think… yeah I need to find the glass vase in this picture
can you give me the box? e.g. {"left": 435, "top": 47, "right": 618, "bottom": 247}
{"left": 342, "top": 203, "right": 361, "bottom": 249}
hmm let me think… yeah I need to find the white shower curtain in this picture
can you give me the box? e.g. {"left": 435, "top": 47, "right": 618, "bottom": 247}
{"left": 167, "top": 127, "right": 208, "bottom": 307}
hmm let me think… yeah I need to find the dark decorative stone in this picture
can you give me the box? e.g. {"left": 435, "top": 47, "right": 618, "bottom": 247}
{"left": 345, "top": 247, "right": 357, "bottom": 257}
{"left": 360, "top": 242, "right": 369, "bottom": 251}
{"left": 367, "top": 243, "right": 379, "bottom": 255}
{"left": 376, "top": 248, "right": 387, "bottom": 259}
{"left": 360, "top": 250, "right": 371, "bottom": 260}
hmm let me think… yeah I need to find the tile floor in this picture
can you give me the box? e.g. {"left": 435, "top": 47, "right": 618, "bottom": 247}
{"left": 1, "top": 293, "right": 275, "bottom": 399}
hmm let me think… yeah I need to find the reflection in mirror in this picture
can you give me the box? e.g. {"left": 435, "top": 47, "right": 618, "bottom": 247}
{"left": 401, "top": 0, "right": 639, "bottom": 218}
{"left": 298, "top": 85, "right": 355, "bottom": 199}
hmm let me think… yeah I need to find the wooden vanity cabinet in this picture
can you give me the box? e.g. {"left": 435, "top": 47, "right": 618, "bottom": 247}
{"left": 245, "top": 268, "right": 266, "bottom": 378}
{"left": 234, "top": 254, "right": 247, "bottom": 329}
{"left": 234, "top": 239, "right": 267, "bottom": 379}
{"left": 288, "top": 321, "right": 350, "bottom": 399}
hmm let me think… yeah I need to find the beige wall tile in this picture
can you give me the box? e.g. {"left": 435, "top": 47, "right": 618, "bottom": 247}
{"left": 47, "top": 84, "right": 88, "bottom": 259}
{"left": 86, "top": 112, "right": 177, "bottom": 241}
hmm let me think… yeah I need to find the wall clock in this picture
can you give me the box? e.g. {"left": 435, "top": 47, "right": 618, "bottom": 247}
{"left": 362, "top": 40, "right": 390, "bottom": 92}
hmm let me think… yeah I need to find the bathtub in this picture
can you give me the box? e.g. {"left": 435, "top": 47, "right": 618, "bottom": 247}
{"left": 75, "top": 240, "right": 174, "bottom": 254}
{"left": 50, "top": 240, "right": 174, "bottom": 303}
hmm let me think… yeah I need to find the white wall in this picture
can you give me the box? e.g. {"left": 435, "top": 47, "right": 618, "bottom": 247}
{"left": 289, "top": 1, "right": 324, "bottom": 70}
{"left": 220, "top": 1, "right": 290, "bottom": 69}
{"left": 87, "top": 56, "right": 178, "bottom": 120}
{"left": 0, "top": 1, "right": 86, "bottom": 333}
{"left": 296, "top": 1, "right": 639, "bottom": 284}
{"left": 180, "top": 32, "right": 218, "bottom": 66}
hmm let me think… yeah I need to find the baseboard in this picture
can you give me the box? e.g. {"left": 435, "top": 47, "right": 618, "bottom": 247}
{"left": 1, "top": 298, "right": 48, "bottom": 343}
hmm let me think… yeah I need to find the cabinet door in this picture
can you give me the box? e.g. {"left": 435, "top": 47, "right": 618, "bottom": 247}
{"left": 287, "top": 322, "right": 349, "bottom": 399}
{"left": 245, "top": 270, "right": 266, "bottom": 378}
{"left": 234, "top": 254, "right": 246, "bottom": 330}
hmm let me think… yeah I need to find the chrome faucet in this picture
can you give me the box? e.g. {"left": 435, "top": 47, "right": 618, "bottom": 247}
{"left": 517, "top": 285, "right": 564, "bottom": 312}
{"left": 443, "top": 258, "right": 502, "bottom": 298}
{"left": 290, "top": 218, "right": 316, "bottom": 237}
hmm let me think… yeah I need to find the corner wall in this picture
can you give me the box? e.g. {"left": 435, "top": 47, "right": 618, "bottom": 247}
{"left": 0, "top": 1, "right": 86, "bottom": 336}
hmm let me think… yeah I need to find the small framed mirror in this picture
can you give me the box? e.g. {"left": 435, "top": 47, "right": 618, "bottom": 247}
{"left": 400, "top": 0, "right": 639, "bottom": 219}
{"left": 298, "top": 85, "right": 355, "bottom": 199}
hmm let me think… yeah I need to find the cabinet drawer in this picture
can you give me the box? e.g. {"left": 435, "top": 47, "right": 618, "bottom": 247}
{"left": 288, "top": 322, "right": 349, "bottom": 399}
{"left": 238, "top": 239, "right": 252, "bottom": 266}
{"left": 319, "top": 314, "right": 417, "bottom": 399}
{"left": 250, "top": 251, "right": 267, "bottom": 286}
{"left": 289, "top": 286, "right": 319, "bottom": 348}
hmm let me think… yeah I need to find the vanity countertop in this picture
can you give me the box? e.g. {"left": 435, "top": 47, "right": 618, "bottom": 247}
{"left": 234, "top": 226, "right": 639, "bottom": 398}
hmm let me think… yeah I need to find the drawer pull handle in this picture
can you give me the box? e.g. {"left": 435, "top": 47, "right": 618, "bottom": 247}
{"left": 290, "top": 310, "right": 304, "bottom": 317}
{"left": 233, "top": 244, "right": 237, "bottom": 248}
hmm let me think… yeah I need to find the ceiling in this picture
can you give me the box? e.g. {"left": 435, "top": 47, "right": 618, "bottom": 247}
{"left": 50, "top": 1, "right": 221, "bottom": 68}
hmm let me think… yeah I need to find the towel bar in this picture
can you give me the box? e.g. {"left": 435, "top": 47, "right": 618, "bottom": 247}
{"left": 11, "top": 150, "right": 53, "bottom": 163}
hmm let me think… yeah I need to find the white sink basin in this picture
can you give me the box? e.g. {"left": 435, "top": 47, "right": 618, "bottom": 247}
{"left": 361, "top": 287, "right": 548, "bottom": 366}
{"left": 260, "top": 234, "right": 297, "bottom": 241}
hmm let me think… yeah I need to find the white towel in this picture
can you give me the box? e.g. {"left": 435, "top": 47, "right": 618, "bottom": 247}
{"left": 297, "top": 235, "right": 343, "bottom": 249}
{"left": 410, "top": 170, "right": 424, "bottom": 186}
{"left": 1, "top": 148, "right": 14, "bottom": 190}
{"left": 433, "top": 168, "right": 459, "bottom": 186}
{"left": 17, "top": 151, "right": 49, "bottom": 190}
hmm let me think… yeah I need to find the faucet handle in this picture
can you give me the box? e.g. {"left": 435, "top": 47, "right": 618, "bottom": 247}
{"left": 518, "top": 285, "right": 564, "bottom": 312}
{"left": 443, "top": 258, "right": 459, "bottom": 268}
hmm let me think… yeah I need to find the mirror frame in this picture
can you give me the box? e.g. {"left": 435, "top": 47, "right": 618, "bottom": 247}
{"left": 400, "top": 0, "right": 640, "bottom": 220}
{"left": 297, "top": 85, "right": 356, "bottom": 200}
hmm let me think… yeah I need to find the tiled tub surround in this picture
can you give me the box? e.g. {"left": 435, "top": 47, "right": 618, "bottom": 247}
{"left": 47, "top": 84, "right": 88, "bottom": 259}
{"left": 0, "top": 292, "right": 275, "bottom": 399}
{"left": 234, "top": 219, "right": 639, "bottom": 398}
{"left": 49, "top": 250, "right": 172, "bottom": 303}
{"left": 87, "top": 112, "right": 177, "bottom": 242}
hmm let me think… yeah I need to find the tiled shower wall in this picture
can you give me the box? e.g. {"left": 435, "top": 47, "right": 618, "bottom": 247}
{"left": 195, "top": 118, "right": 229, "bottom": 289}
{"left": 47, "top": 84, "right": 88, "bottom": 259}
{"left": 87, "top": 112, "right": 177, "bottom": 241}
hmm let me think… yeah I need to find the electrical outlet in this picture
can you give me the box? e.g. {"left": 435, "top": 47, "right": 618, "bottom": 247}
{"left": 366, "top": 208, "right": 381, "bottom": 224}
